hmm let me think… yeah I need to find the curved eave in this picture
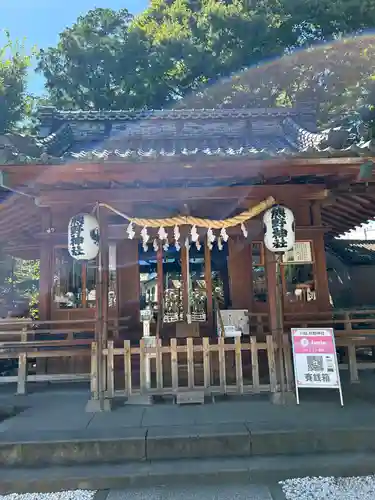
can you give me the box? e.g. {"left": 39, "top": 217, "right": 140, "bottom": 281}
{"left": 1, "top": 146, "right": 375, "bottom": 166}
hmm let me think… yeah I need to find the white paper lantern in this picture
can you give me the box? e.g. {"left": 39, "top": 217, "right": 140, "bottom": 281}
{"left": 263, "top": 205, "right": 295, "bottom": 253}
{"left": 68, "top": 213, "right": 100, "bottom": 261}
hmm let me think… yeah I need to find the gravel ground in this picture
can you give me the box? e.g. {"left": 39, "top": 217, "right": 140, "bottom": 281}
{"left": 280, "top": 476, "right": 375, "bottom": 499}
{"left": 0, "top": 492, "right": 96, "bottom": 500}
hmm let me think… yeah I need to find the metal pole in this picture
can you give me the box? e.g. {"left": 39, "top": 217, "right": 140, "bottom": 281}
{"left": 275, "top": 253, "right": 286, "bottom": 401}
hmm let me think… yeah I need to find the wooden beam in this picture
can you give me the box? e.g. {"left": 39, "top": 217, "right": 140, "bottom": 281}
{"left": 322, "top": 210, "right": 358, "bottom": 228}
{"left": 321, "top": 214, "right": 350, "bottom": 233}
{"left": 36, "top": 185, "right": 328, "bottom": 206}
{"left": 334, "top": 200, "right": 373, "bottom": 220}
{"left": 327, "top": 207, "right": 365, "bottom": 227}
{"left": 311, "top": 201, "right": 322, "bottom": 226}
{"left": 2, "top": 157, "right": 364, "bottom": 188}
{"left": 335, "top": 197, "right": 375, "bottom": 218}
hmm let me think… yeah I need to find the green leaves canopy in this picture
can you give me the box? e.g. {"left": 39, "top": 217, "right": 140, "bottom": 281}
{"left": 0, "top": 31, "right": 35, "bottom": 134}
{"left": 31, "top": 0, "right": 375, "bottom": 126}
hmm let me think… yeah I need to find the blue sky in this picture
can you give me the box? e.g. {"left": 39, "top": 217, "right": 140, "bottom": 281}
{"left": 1, "top": 0, "right": 148, "bottom": 95}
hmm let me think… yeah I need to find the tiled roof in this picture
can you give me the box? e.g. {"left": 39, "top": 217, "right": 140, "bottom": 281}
{"left": 0, "top": 106, "right": 374, "bottom": 165}
{"left": 327, "top": 239, "right": 375, "bottom": 265}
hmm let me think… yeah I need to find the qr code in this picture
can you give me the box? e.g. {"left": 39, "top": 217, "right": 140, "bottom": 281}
{"left": 307, "top": 355, "right": 324, "bottom": 372}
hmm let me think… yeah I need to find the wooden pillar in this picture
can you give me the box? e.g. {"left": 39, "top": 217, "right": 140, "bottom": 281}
{"left": 204, "top": 240, "right": 213, "bottom": 328}
{"left": 265, "top": 249, "right": 278, "bottom": 336}
{"left": 38, "top": 209, "right": 53, "bottom": 374}
{"left": 227, "top": 238, "right": 252, "bottom": 309}
{"left": 156, "top": 246, "right": 164, "bottom": 338}
{"left": 117, "top": 239, "right": 140, "bottom": 336}
{"left": 265, "top": 249, "right": 286, "bottom": 398}
{"left": 99, "top": 209, "right": 109, "bottom": 343}
{"left": 311, "top": 202, "right": 331, "bottom": 309}
{"left": 181, "top": 245, "right": 189, "bottom": 317}
{"left": 94, "top": 205, "right": 109, "bottom": 407}
{"left": 39, "top": 208, "right": 53, "bottom": 322}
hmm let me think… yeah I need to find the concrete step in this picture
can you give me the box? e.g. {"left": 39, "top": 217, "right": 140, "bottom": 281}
{"left": 2, "top": 425, "right": 375, "bottom": 467}
{"left": 1, "top": 452, "right": 375, "bottom": 494}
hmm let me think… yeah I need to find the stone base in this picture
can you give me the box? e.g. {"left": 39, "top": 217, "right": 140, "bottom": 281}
{"left": 176, "top": 391, "right": 205, "bottom": 405}
{"left": 125, "top": 395, "right": 153, "bottom": 405}
{"left": 85, "top": 397, "right": 113, "bottom": 413}
{"left": 270, "top": 391, "right": 296, "bottom": 406}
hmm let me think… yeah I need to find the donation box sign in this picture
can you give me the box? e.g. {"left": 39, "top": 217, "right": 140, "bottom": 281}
{"left": 291, "top": 328, "right": 341, "bottom": 390}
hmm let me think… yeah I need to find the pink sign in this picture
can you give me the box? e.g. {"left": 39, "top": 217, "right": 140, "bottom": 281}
{"left": 293, "top": 335, "right": 335, "bottom": 355}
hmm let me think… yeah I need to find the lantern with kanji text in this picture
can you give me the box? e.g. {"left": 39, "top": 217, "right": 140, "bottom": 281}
{"left": 68, "top": 213, "right": 100, "bottom": 260}
{"left": 263, "top": 205, "right": 295, "bottom": 253}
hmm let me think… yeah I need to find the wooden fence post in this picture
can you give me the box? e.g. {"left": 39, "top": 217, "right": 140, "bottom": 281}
{"left": 283, "top": 334, "right": 294, "bottom": 391}
{"left": 235, "top": 337, "right": 243, "bottom": 394}
{"left": 203, "top": 338, "right": 210, "bottom": 390}
{"left": 170, "top": 338, "right": 178, "bottom": 392}
{"left": 218, "top": 336, "right": 226, "bottom": 393}
{"left": 90, "top": 342, "right": 99, "bottom": 400}
{"left": 17, "top": 352, "right": 27, "bottom": 395}
{"left": 16, "top": 325, "right": 28, "bottom": 395}
{"left": 106, "top": 340, "right": 115, "bottom": 398}
{"left": 156, "top": 338, "right": 163, "bottom": 392}
{"left": 187, "top": 337, "right": 194, "bottom": 389}
{"left": 124, "top": 340, "right": 132, "bottom": 396}
{"left": 348, "top": 341, "right": 359, "bottom": 384}
{"left": 250, "top": 336, "right": 260, "bottom": 393}
{"left": 266, "top": 335, "right": 277, "bottom": 393}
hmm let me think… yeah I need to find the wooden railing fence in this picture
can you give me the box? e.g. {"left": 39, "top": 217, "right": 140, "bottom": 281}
{"left": 0, "top": 317, "right": 129, "bottom": 394}
{"left": 1, "top": 309, "right": 375, "bottom": 396}
{"left": 94, "top": 335, "right": 294, "bottom": 400}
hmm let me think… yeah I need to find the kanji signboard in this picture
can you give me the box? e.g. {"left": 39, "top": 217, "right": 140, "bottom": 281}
{"left": 291, "top": 328, "right": 343, "bottom": 406}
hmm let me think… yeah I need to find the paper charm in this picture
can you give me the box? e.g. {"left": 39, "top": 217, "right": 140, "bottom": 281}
{"left": 241, "top": 223, "right": 248, "bottom": 238}
{"left": 140, "top": 226, "right": 150, "bottom": 244}
{"left": 207, "top": 227, "right": 216, "bottom": 244}
{"left": 158, "top": 226, "right": 168, "bottom": 241}
{"left": 190, "top": 225, "right": 199, "bottom": 242}
{"left": 153, "top": 239, "right": 159, "bottom": 252}
{"left": 126, "top": 222, "right": 135, "bottom": 239}
{"left": 220, "top": 227, "right": 229, "bottom": 242}
{"left": 174, "top": 225, "right": 180, "bottom": 242}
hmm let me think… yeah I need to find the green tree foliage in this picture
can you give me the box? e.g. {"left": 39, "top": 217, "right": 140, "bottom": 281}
{"left": 37, "top": 8, "right": 173, "bottom": 109}
{"left": 0, "top": 253, "right": 39, "bottom": 318}
{"left": 0, "top": 31, "right": 36, "bottom": 134}
{"left": 36, "top": 1, "right": 375, "bottom": 126}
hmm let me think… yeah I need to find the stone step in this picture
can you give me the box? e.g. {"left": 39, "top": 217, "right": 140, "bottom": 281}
{"left": 1, "top": 425, "right": 375, "bottom": 467}
{"left": 1, "top": 452, "right": 375, "bottom": 494}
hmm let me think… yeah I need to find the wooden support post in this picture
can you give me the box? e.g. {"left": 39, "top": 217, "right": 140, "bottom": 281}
{"left": 86, "top": 204, "right": 111, "bottom": 412}
{"left": 39, "top": 208, "right": 53, "bottom": 323}
{"left": 181, "top": 245, "right": 190, "bottom": 321}
{"left": 204, "top": 240, "right": 213, "bottom": 328}
{"left": 156, "top": 246, "right": 164, "bottom": 338}
{"left": 38, "top": 208, "right": 53, "bottom": 375}
{"left": 99, "top": 207, "right": 109, "bottom": 394}
{"left": 228, "top": 238, "right": 252, "bottom": 309}
{"left": 311, "top": 202, "right": 331, "bottom": 308}
{"left": 265, "top": 250, "right": 288, "bottom": 403}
